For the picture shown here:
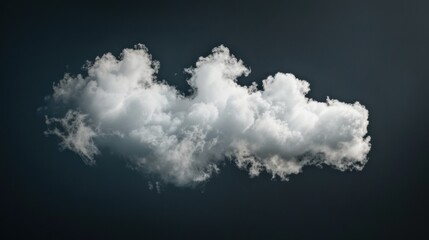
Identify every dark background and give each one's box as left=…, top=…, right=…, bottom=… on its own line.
left=1, top=0, right=428, bottom=239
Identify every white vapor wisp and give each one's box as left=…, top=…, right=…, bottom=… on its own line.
left=44, top=44, right=371, bottom=186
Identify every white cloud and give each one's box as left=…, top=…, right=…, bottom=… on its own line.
left=44, top=44, right=371, bottom=186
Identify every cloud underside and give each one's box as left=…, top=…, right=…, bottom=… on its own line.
left=45, top=45, right=371, bottom=186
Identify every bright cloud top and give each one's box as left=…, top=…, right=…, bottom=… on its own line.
left=44, top=45, right=371, bottom=186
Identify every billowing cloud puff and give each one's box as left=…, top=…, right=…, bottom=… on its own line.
left=44, top=44, right=371, bottom=186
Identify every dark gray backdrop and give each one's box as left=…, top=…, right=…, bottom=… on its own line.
left=1, top=0, right=428, bottom=239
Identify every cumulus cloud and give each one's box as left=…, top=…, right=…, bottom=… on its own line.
left=44, top=44, right=371, bottom=186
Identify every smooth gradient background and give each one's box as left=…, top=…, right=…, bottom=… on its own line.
left=2, top=0, right=428, bottom=239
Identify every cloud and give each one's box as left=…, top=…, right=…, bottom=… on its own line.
left=44, top=44, right=371, bottom=186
